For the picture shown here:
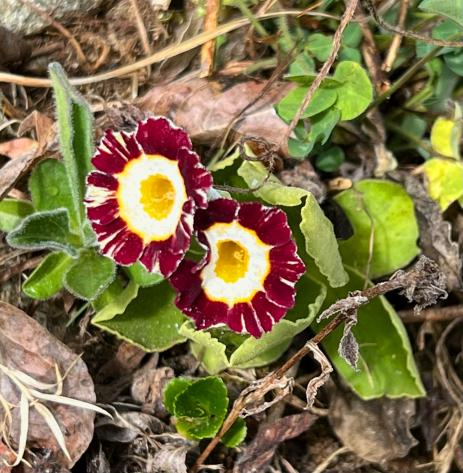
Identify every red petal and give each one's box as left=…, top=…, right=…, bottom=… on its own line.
left=86, top=171, right=118, bottom=190
left=264, top=274, right=297, bottom=309
left=194, top=198, right=238, bottom=232
left=102, top=229, right=144, bottom=266
left=135, top=117, right=191, bottom=159
left=86, top=199, right=119, bottom=225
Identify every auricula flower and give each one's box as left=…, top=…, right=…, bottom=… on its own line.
left=85, top=117, right=212, bottom=277
left=170, top=198, right=306, bottom=338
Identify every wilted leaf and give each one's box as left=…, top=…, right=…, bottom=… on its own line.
left=335, top=179, right=420, bottom=279
left=233, top=412, right=318, bottom=472
left=137, top=77, right=293, bottom=156
left=329, top=390, right=417, bottom=462
left=422, top=158, right=463, bottom=210
left=0, top=302, right=96, bottom=467
left=430, top=116, right=462, bottom=158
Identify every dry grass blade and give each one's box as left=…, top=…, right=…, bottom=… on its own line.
left=33, top=403, right=72, bottom=462
left=7, top=394, right=29, bottom=467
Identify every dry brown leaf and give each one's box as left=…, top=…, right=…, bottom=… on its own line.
left=233, top=412, right=318, bottom=472
left=329, top=390, right=417, bottom=463
left=0, top=27, right=31, bottom=67
left=137, top=77, right=293, bottom=156
left=0, top=137, right=38, bottom=160
left=0, top=301, right=96, bottom=468
left=0, top=441, right=14, bottom=473
left=18, top=110, right=55, bottom=156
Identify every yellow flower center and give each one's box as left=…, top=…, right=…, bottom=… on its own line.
left=215, top=240, right=250, bottom=283
left=140, top=174, right=175, bottom=220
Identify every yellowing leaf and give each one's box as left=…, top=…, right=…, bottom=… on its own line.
left=422, top=158, right=463, bottom=210
left=430, top=116, right=462, bottom=159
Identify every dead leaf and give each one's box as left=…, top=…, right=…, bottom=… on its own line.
left=18, top=110, right=56, bottom=156
left=0, top=301, right=96, bottom=468
left=152, top=444, right=190, bottom=473
left=233, top=412, right=318, bottom=472
left=131, top=361, right=174, bottom=417
left=398, top=172, right=462, bottom=291
left=329, top=389, right=417, bottom=463
left=96, top=411, right=168, bottom=443
left=137, top=77, right=293, bottom=156
left=279, top=160, right=327, bottom=202
left=0, top=137, right=38, bottom=160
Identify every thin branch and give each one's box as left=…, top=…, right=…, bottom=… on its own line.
left=382, top=0, right=410, bottom=72
left=192, top=256, right=444, bottom=472
left=281, top=0, right=359, bottom=147
left=362, top=0, right=463, bottom=48
left=200, top=0, right=220, bottom=77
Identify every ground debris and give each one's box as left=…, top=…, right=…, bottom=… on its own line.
left=329, top=390, right=417, bottom=463
left=234, top=412, right=318, bottom=472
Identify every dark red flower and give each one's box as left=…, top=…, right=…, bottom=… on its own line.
left=170, top=198, right=305, bottom=338
left=85, top=117, right=212, bottom=277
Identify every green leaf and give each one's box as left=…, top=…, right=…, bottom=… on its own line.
left=312, top=267, right=425, bottom=399
left=125, top=262, right=164, bottom=287
left=179, top=322, right=230, bottom=373
left=93, top=281, right=187, bottom=352
left=0, top=199, right=33, bottom=232
left=342, top=23, right=362, bottom=48
left=23, top=252, right=72, bottom=300
left=306, top=33, right=333, bottom=62
left=92, top=279, right=138, bottom=320
left=286, top=52, right=315, bottom=79
left=6, top=209, right=79, bottom=257
left=339, top=46, right=362, bottom=63
left=422, top=158, right=463, bottom=211
left=332, top=61, right=373, bottom=120
left=315, top=146, right=345, bottom=172
left=276, top=86, right=337, bottom=122
left=308, top=107, right=341, bottom=146
left=237, top=161, right=307, bottom=206
left=180, top=275, right=327, bottom=373
left=444, top=50, right=463, bottom=76
left=49, top=63, right=94, bottom=238
left=63, top=249, right=116, bottom=300
left=29, top=158, right=78, bottom=229
left=430, top=116, right=462, bottom=158
left=300, top=194, right=349, bottom=287
left=419, top=0, right=463, bottom=28
left=173, top=377, right=229, bottom=440
left=334, top=180, right=420, bottom=279
left=238, top=161, right=348, bottom=287
left=222, top=418, right=247, bottom=448
left=163, top=377, right=193, bottom=415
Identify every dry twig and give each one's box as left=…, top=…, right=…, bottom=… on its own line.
left=382, top=0, right=410, bottom=72
left=191, top=256, right=446, bottom=472
left=200, top=0, right=220, bottom=77
left=362, top=0, right=463, bottom=48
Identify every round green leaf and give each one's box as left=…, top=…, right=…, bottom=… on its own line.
left=64, top=249, right=116, bottom=300
left=174, top=377, right=228, bottom=440
left=332, top=61, right=373, bottom=120
left=315, top=146, right=345, bottom=172
left=335, top=180, right=420, bottom=279
left=163, top=377, right=193, bottom=415
left=430, top=116, right=462, bottom=158
left=306, top=33, right=333, bottom=62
